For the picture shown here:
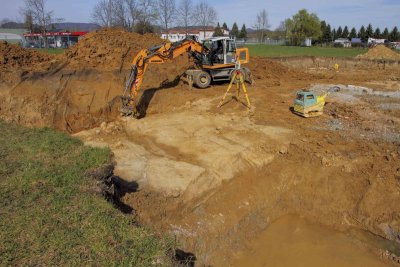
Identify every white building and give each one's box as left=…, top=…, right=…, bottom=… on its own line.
left=161, top=26, right=229, bottom=42
left=367, top=37, right=386, bottom=45
left=334, top=38, right=351, bottom=48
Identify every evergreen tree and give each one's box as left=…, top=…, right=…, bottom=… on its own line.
left=366, top=23, right=373, bottom=38
left=349, top=27, right=357, bottom=39
left=389, top=26, right=399, bottom=41
left=373, top=27, right=381, bottom=38
left=332, top=28, right=337, bottom=40
left=325, top=24, right=332, bottom=42
left=358, top=25, right=366, bottom=42
left=222, top=22, right=228, bottom=31
left=239, top=24, right=247, bottom=39
left=336, top=26, right=343, bottom=39
left=382, top=27, right=390, bottom=40
left=231, top=22, right=239, bottom=38
left=213, top=22, right=224, bottom=37
left=342, top=26, right=349, bottom=38
left=319, top=20, right=327, bottom=43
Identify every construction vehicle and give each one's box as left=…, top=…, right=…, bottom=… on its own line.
left=121, top=36, right=251, bottom=116
left=293, top=86, right=339, bottom=117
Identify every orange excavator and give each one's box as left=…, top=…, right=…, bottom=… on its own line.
left=121, top=36, right=251, bottom=116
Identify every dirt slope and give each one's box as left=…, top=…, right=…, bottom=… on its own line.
left=358, top=45, right=400, bottom=61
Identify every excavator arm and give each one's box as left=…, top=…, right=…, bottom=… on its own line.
left=122, top=36, right=205, bottom=115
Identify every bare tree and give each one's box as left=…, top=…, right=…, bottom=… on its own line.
left=112, top=0, right=128, bottom=27
left=255, top=9, right=269, bottom=43
left=21, top=0, right=54, bottom=47
left=177, top=0, right=193, bottom=35
left=125, top=0, right=139, bottom=30
left=194, top=1, right=217, bottom=38
left=91, top=0, right=113, bottom=27
left=158, top=0, right=175, bottom=34
left=135, top=0, right=158, bottom=33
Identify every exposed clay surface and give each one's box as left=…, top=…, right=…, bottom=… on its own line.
left=1, top=29, right=400, bottom=266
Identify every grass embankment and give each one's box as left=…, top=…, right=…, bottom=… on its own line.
left=247, top=44, right=368, bottom=58
left=0, top=121, right=172, bottom=265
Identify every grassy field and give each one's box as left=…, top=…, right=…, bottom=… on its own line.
left=0, top=121, right=173, bottom=266
left=247, top=44, right=368, bottom=58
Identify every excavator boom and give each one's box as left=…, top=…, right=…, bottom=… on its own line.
left=121, top=36, right=250, bottom=116
left=121, top=36, right=204, bottom=115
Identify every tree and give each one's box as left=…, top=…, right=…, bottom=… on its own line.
left=284, top=9, right=321, bottom=46
left=213, top=22, right=224, bottom=36
left=239, top=24, right=247, bottom=39
left=382, top=27, right=389, bottom=40
left=177, top=0, right=193, bottom=35
left=389, top=26, right=399, bottom=41
left=373, top=27, right=381, bottom=38
left=135, top=0, right=158, bottom=33
left=91, top=0, right=113, bottom=26
left=125, top=0, right=139, bottom=30
left=24, top=10, right=34, bottom=32
left=366, top=23, right=373, bottom=38
left=222, top=22, right=228, bottom=31
left=21, top=0, right=55, bottom=47
left=158, top=0, right=175, bottom=34
left=231, top=22, right=239, bottom=38
left=112, top=0, right=128, bottom=27
left=319, top=21, right=332, bottom=43
left=255, top=9, right=269, bottom=43
left=358, top=25, right=366, bottom=42
left=336, top=26, right=343, bottom=39
left=331, top=28, right=337, bottom=40
left=349, top=27, right=357, bottom=39
left=194, top=1, right=217, bottom=38
left=342, top=26, right=349, bottom=38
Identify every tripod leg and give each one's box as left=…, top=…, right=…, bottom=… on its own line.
left=218, top=73, right=236, bottom=108
left=241, top=76, right=251, bottom=108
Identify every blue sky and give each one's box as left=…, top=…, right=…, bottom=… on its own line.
left=0, top=0, right=399, bottom=30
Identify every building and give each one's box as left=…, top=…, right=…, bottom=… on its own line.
left=23, top=31, right=87, bottom=48
left=0, top=28, right=26, bottom=44
left=161, top=26, right=229, bottom=42
left=367, top=37, right=386, bottom=45
left=334, top=38, right=351, bottom=48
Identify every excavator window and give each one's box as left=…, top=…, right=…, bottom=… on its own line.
left=306, top=95, right=314, bottom=100
left=296, top=94, right=304, bottom=101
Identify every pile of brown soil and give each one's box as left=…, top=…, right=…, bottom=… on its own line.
left=358, top=45, right=400, bottom=61
left=65, top=28, right=164, bottom=70
left=0, top=41, right=56, bottom=71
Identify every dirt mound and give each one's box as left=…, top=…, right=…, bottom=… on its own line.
left=65, top=28, right=164, bottom=70
left=358, top=45, right=400, bottom=61
left=0, top=41, right=56, bottom=71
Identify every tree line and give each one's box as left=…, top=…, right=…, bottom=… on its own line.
left=213, top=22, right=247, bottom=39
left=319, top=22, right=399, bottom=43
left=91, top=0, right=217, bottom=35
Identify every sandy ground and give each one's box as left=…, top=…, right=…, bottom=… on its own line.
left=1, top=31, right=400, bottom=266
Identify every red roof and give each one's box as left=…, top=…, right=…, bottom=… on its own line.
left=23, top=31, right=87, bottom=37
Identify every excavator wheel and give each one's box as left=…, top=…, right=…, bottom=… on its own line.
left=194, top=71, right=211, bottom=88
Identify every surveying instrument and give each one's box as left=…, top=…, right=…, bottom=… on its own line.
left=217, top=61, right=251, bottom=109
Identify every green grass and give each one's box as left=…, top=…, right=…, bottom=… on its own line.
left=0, top=120, right=173, bottom=266
left=247, top=44, right=368, bottom=58
left=34, top=48, right=66, bottom=55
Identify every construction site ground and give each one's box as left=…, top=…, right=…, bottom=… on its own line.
left=1, top=30, right=400, bottom=266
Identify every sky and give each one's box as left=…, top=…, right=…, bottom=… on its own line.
left=0, top=0, right=399, bottom=30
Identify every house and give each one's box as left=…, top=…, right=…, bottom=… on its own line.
left=23, top=31, right=88, bottom=48
left=351, top=38, right=362, bottom=44
left=161, top=26, right=229, bottom=42
left=334, top=38, right=351, bottom=48
left=367, top=37, right=386, bottom=45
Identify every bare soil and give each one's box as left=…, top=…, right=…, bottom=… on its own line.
left=1, top=28, right=399, bottom=266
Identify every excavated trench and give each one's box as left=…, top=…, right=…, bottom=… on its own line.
left=1, top=33, right=400, bottom=266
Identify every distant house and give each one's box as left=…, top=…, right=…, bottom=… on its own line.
left=334, top=38, right=351, bottom=48
left=161, top=26, right=229, bottom=42
left=367, top=37, right=386, bottom=45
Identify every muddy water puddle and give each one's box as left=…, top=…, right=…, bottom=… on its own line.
left=232, top=215, right=389, bottom=267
